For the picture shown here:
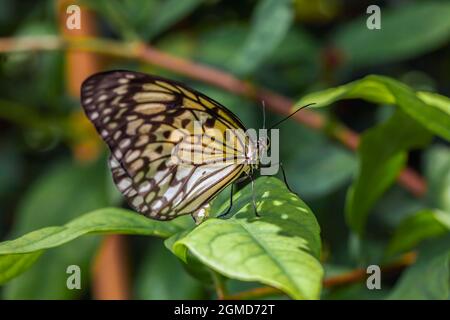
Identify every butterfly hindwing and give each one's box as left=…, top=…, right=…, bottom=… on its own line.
left=81, top=70, right=250, bottom=220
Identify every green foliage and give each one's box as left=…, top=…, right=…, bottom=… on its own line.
left=169, top=178, right=323, bottom=300
left=230, top=0, right=294, bottom=75
left=281, top=122, right=356, bottom=199
left=386, top=209, right=450, bottom=257
left=0, top=178, right=322, bottom=300
left=0, top=252, right=42, bottom=285
left=333, top=1, right=450, bottom=68
left=347, top=110, right=431, bottom=234
left=425, top=146, right=450, bottom=212
left=298, top=75, right=450, bottom=141
left=134, top=242, right=205, bottom=299
left=389, top=235, right=450, bottom=300
left=1, top=159, right=110, bottom=299
left=1, top=0, right=449, bottom=301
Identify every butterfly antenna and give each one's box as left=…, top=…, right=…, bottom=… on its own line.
left=262, top=100, right=266, bottom=130
left=269, top=103, right=315, bottom=130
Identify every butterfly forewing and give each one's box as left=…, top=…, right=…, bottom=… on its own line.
left=81, top=70, right=250, bottom=220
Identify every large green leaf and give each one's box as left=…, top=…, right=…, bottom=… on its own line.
left=230, top=0, right=294, bottom=75
left=168, top=177, right=323, bottom=300
left=346, top=110, right=431, bottom=234
left=386, top=209, right=450, bottom=256
left=0, top=208, right=188, bottom=255
left=388, top=235, right=450, bottom=300
left=333, top=1, right=450, bottom=68
left=298, top=75, right=450, bottom=141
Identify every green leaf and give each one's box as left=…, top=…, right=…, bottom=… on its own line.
left=281, top=122, right=356, bottom=199
left=230, top=0, right=294, bottom=75
left=386, top=209, right=450, bottom=256
left=169, top=177, right=323, bottom=300
left=388, top=235, right=450, bottom=300
left=0, top=252, right=42, bottom=285
left=144, top=0, right=204, bottom=40
left=333, top=2, right=450, bottom=68
left=0, top=208, right=187, bottom=256
left=298, top=75, right=450, bottom=141
left=425, top=145, right=450, bottom=212
left=346, top=110, right=431, bottom=234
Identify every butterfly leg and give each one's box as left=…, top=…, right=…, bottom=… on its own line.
left=217, top=184, right=234, bottom=219
left=280, top=162, right=298, bottom=196
left=249, top=174, right=260, bottom=217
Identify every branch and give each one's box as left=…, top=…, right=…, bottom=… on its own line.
left=0, top=36, right=427, bottom=197
left=223, top=252, right=417, bottom=300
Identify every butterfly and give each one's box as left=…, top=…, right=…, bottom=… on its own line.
left=80, top=70, right=269, bottom=222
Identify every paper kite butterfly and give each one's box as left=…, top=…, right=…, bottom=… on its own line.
left=80, top=70, right=269, bottom=222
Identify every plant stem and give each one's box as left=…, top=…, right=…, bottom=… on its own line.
left=0, top=35, right=427, bottom=197
left=211, top=271, right=228, bottom=300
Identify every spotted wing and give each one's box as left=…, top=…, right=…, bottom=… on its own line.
left=80, top=70, right=250, bottom=220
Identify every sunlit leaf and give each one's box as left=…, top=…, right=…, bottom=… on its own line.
left=169, top=177, right=323, bottom=300
left=298, top=75, right=450, bottom=141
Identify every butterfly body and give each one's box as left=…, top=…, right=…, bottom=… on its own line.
left=81, top=70, right=266, bottom=221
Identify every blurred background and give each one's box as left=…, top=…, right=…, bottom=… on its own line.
left=0, top=0, right=449, bottom=299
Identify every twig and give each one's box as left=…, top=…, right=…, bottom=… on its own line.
left=0, top=35, right=427, bottom=197
left=223, top=252, right=417, bottom=300
left=211, top=271, right=228, bottom=300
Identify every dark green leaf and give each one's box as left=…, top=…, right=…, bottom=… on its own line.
left=230, top=0, right=294, bottom=75
left=281, top=122, right=356, bottom=199
left=388, top=235, right=450, bottom=300
left=386, top=209, right=450, bottom=256
left=333, top=2, right=450, bottom=68
left=0, top=252, right=42, bottom=285
left=425, top=145, right=450, bottom=212
left=144, top=0, right=204, bottom=40
left=134, top=242, right=205, bottom=299
left=346, top=110, right=431, bottom=234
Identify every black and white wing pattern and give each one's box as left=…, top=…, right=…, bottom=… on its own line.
left=80, top=70, right=251, bottom=220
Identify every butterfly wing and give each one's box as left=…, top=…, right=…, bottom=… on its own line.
left=80, top=70, right=250, bottom=220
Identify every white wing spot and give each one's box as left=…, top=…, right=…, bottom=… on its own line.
left=118, top=178, right=132, bottom=190
left=132, top=196, right=144, bottom=207
left=90, top=112, right=99, bottom=120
